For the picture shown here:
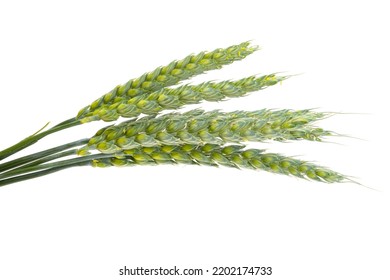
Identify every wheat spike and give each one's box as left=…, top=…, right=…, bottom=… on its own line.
left=77, top=41, right=258, bottom=122
left=79, top=74, right=286, bottom=122
left=91, top=144, right=347, bottom=183
left=78, top=109, right=333, bottom=155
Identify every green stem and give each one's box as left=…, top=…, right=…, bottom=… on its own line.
left=0, top=138, right=89, bottom=173
left=51, top=118, right=77, bottom=128
left=0, top=149, right=78, bottom=178
left=0, top=163, right=88, bottom=188
left=18, top=149, right=78, bottom=169
left=0, top=118, right=82, bottom=161
left=0, top=153, right=114, bottom=187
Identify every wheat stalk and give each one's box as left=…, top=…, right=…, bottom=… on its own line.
left=0, top=41, right=356, bottom=187
left=0, top=143, right=347, bottom=187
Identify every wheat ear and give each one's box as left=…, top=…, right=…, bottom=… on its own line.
left=91, top=144, right=348, bottom=183
left=78, top=74, right=286, bottom=122
left=78, top=109, right=333, bottom=155
left=77, top=41, right=259, bottom=122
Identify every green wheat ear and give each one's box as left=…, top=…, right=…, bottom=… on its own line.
left=78, top=74, right=287, bottom=122
left=77, top=109, right=334, bottom=155
left=76, top=41, right=259, bottom=122
left=91, top=144, right=349, bottom=184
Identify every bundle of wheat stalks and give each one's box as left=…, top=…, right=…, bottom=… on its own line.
left=0, top=42, right=352, bottom=187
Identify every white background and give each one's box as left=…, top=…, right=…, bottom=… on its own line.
left=0, top=0, right=389, bottom=279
